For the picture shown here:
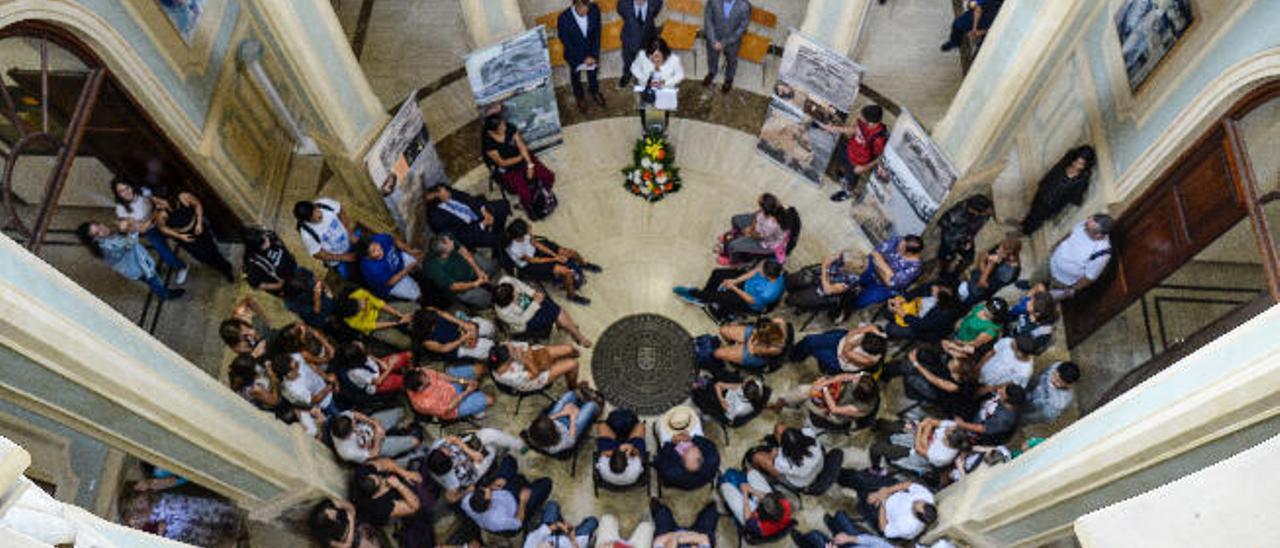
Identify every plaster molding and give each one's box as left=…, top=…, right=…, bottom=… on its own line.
left=1111, top=49, right=1280, bottom=207
left=0, top=411, right=78, bottom=506
left=0, top=236, right=344, bottom=507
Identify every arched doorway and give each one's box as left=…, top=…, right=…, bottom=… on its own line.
left=0, top=21, right=242, bottom=255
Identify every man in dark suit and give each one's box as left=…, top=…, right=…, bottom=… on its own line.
left=702, top=0, right=751, bottom=93
left=557, top=0, right=605, bottom=112
left=423, top=185, right=509, bottom=253
left=617, top=0, right=663, bottom=88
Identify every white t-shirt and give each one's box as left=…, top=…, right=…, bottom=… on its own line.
left=882, top=483, right=935, bottom=540
left=723, top=386, right=754, bottom=421
left=281, top=354, right=331, bottom=409
left=774, top=428, right=823, bottom=487
left=346, top=358, right=381, bottom=395
left=506, top=236, right=538, bottom=269
left=595, top=453, right=643, bottom=486
left=924, top=421, right=959, bottom=468
left=1024, top=362, right=1074, bottom=423
left=979, top=338, right=1032, bottom=388
left=114, top=187, right=153, bottom=223
left=299, top=198, right=352, bottom=263
left=333, top=412, right=376, bottom=463
left=572, top=10, right=589, bottom=39
left=495, top=344, right=552, bottom=392
left=1050, top=221, right=1111, bottom=286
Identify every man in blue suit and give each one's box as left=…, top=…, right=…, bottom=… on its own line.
left=558, top=0, right=606, bottom=112
left=617, top=0, right=663, bottom=88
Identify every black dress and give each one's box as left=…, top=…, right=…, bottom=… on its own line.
left=166, top=194, right=234, bottom=280
left=1021, top=170, right=1089, bottom=235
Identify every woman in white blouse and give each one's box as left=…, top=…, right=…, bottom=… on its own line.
left=629, top=37, right=684, bottom=90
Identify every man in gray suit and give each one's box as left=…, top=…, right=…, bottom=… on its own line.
left=618, top=0, right=663, bottom=88
left=702, top=0, right=751, bottom=93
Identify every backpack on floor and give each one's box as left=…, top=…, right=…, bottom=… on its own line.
left=693, top=334, right=722, bottom=367
left=527, top=182, right=558, bottom=221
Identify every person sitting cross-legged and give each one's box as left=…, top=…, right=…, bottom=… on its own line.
left=357, top=231, right=425, bottom=302
left=595, top=409, right=647, bottom=488
left=524, top=500, right=599, bottom=548
left=461, top=455, right=553, bottom=535
left=505, top=219, right=601, bottom=306
left=792, top=510, right=898, bottom=548
left=747, top=423, right=825, bottom=490
left=334, top=286, right=413, bottom=344
left=674, top=259, right=785, bottom=322
left=654, top=406, right=720, bottom=489
left=792, top=323, right=887, bottom=375
left=424, top=184, right=509, bottom=254
left=328, top=408, right=425, bottom=466
left=489, top=341, right=581, bottom=393
left=718, top=468, right=793, bottom=539
left=594, top=512, right=655, bottom=548
left=426, top=428, right=525, bottom=503
left=410, top=307, right=497, bottom=363
left=785, top=251, right=863, bottom=320
left=771, top=372, right=878, bottom=428
left=422, top=233, right=501, bottom=309
left=649, top=498, right=719, bottom=548
left=849, top=235, right=924, bottom=313
left=405, top=365, right=493, bottom=421
left=868, top=418, right=971, bottom=476
left=526, top=384, right=604, bottom=455
left=714, top=316, right=787, bottom=370
left=493, top=276, right=593, bottom=346
left=837, top=469, right=938, bottom=542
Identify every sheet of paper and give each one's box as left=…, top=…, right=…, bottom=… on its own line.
left=654, top=88, right=677, bottom=111
left=576, top=63, right=598, bottom=71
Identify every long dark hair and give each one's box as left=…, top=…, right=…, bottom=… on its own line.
left=75, top=222, right=105, bottom=258
left=779, top=427, right=816, bottom=465
left=759, top=193, right=784, bottom=222
left=110, top=178, right=143, bottom=213
left=1054, top=145, right=1096, bottom=180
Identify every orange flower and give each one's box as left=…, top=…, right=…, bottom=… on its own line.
left=664, top=183, right=674, bottom=190
left=643, top=171, right=653, bottom=181
left=656, top=149, right=667, bottom=160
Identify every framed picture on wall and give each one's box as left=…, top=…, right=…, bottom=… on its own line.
left=1115, top=0, right=1194, bottom=91
left=157, top=0, right=206, bottom=45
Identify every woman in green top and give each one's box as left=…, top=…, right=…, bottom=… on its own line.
left=952, top=297, right=1007, bottom=349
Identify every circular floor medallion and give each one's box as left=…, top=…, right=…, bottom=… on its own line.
left=591, top=313, right=695, bottom=415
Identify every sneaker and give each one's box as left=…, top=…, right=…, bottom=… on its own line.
left=568, top=294, right=592, bottom=306
left=829, top=190, right=851, bottom=202
left=1014, top=280, right=1032, bottom=291
left=581, top=262, right=603, bottom=273
left=673, top=286, right=703, bottom=306
left=720, top=81, right=732, bottom=94
left=941, top=41, right=957, bottom=52
left=175, top=268, right=189, bottom=285
left=164, top=288, right=186, bottom=300
left=716, top=255, right=732, bottom=266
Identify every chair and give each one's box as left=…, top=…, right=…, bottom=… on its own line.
left=749, top=6, right=778, bottom=32
left=693, top=384, right=772, bottom=446
left=601, top=20, right=624, bottom=53
left=489, top=369, right=556, bottom=415
left=417, top=413, right=482, bottom=437
left=771, top=448, right=845, bottom=510
left=736, top=32, right=772, bottom=88
left=660, top=20, right=701, bottom=74
left=666, top=0, right=705, bottom=18
left=808, top=391, right=879, bottom=442
left=521, top=413, right=592, bottom=477
left=596, top=0, right=618, bottom=17
left=483, top=159, right=515, bottom=211
left=714, top=471, right=797, bottom=548
left=547, top=37, right=567, bottom=68
left=591, top=421, right=654, bottom=497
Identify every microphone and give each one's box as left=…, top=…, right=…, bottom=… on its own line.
left=641, top=68, right=657, bottom=105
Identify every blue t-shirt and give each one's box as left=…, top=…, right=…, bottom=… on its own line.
left=359, top=233, right=405, bottom=298
left=743, top=272, right=784, bottom=312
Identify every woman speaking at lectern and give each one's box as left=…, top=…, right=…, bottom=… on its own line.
left=629, top=38, right=684, bottom=91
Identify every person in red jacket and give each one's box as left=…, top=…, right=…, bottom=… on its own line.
left=819, top=104, right=889, bottom=202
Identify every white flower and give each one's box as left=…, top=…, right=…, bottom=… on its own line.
left=641, top=158, right=653, bottom=170
left=657, top=173, right=668, bottom=184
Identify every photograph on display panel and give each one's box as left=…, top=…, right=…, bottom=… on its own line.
left=757, top=87, right=846, bottom=185
left=365, top=96, right=448, bottom=246
left=1115, top=0, right=1194, bottom=90
left=494, top=78, right=564, bottom=152
left=465, top=27, right=555, bottom=105
left=757, top=30, right=864, bottom=185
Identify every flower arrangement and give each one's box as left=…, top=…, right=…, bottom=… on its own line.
left=621, top=129, right=682, bottom=202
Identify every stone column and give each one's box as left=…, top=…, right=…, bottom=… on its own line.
left=930, top=0, right=1091, bottom=175
left=242, top=0, right=392, bottom=227
left=459, top=0, right=525, bottom=49
left=0, top=236, right=346, bottom=520
left=798, top=0, right=873, bottom=56
left=925, top=303, right=1280, bottom=546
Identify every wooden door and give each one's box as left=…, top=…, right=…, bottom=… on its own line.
left=1065, top=126, right=1249, bottom=345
